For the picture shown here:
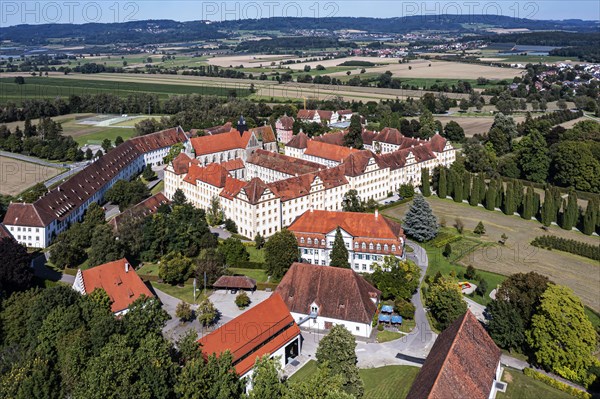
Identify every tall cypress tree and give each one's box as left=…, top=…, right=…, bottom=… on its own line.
left=469, top=174, right=480, bottom=206
left=521, top=185, right=535, bottom=220
left=485, top=180, right=497, bottom=211
left=503, top=182, right=514, bottom=215
left=541, top=188, right=555, bottom=226
left=478, top=175, right=486, bottom=206
left=561, top=191, right=578, bottom=230
left=582, top=198, right=599, bottom=235
left=330, top=227, right=350, bottom=268
left=462, top=171, right=471, bottom=203
left=438, top=168, right=447, bottom=199
left=421, top=168, right=431, bottom=197
left=496, top=180, right=504, bottom=209
left=513, top=180, right=524, bottom=214
left=533, top=192, right=541, bottom=220
left=453, top=171, right=463, bottom=203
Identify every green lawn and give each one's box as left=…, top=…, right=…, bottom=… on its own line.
left=151, top=281, right=206, bottom=304
left=74, top=127, right=136, bottom=146
left=151, top=180, right=165, bottom=195
left=288, top=360, right=318, bottom=383
left=398, top=319, right=416, bottom=333
left=289, top=362, right=420, bottom=399
left=497, top=368, right=574, bottom=399
left=376, top=330, right=402, bottom=343
left=360, top=366, right=421, bottom=399
left=246, top=245, right=265, bottom=263
left=137, top=262, right=159, bottom=277
left=228, top=267, right=268, bottom=283
left=0, top=77, right=251, bottom=104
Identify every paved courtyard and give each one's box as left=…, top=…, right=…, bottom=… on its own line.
left=209, top=290, right=273, bottom=319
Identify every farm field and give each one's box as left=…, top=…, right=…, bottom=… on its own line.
left=382, top=196, right=600, bottom=311
left=0, top=156, right=62, bottom=196
left=206, top=54, right=296, bottom=67
left=0, top=76, right=251, bottom=104
left=415, top=115, right=527, bottom=137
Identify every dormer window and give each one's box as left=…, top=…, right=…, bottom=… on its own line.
left=321, top=239, right=325, bottom=246
left=376, top=244, right=381, bottom=251
left=384, top=244, right=389, bottom=251
left=310, top=303, right=319, bottom=314
left=362, top=243, right=366, bottom=250
left=307, top=238, right=312, bottom=245
left=369, top=243, right=374, bottom=250
left=354, top=242, right=359, bottom=249
left=300, top=237, right=305, bottom=244
left=392, top=245, right=396, bottom=252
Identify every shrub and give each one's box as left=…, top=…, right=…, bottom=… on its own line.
left=476, top=278, right=488, bottom=297
left=235, top=291, right=251, bottom=309
left=175, top=301, right=193, bottom=322
left=224, top=218, right=238, bottom=233
left=464, top=265, right=477, bottom=280
left=531, top=235, right=600, bottom=261
left=394, top=299, right=416, bottom=320
left=377, top=323, right=384, bottom=331
left=443, top=243, right=452, bottom=258
left=474, top=221, right=486, bottom=236
left=398, top=184, right=415, bottom=199
left=523, top=368, right=591, bottom=399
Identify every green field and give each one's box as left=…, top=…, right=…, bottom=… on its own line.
left=151, top=281, right=206, bottom=304
left=289, top=361, right=420, bottom=399
left=0, top=77, right=251, bottom=104
left=376, top=330, right=403, bottom=343
left=73, top=127, right=136, bottom=146
left=497, top=368, right=575, bottom=399
left=228, top=267, right=268, bottom=283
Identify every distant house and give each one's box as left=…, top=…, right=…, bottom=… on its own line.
left=109, top=193, right=170, bottom=232
left=406, top=310, right=504, bottom=399
left=288, top=209, right=406, bottom=272
left=199, top=293, right=301, bottom=384
left=72, top=258, right=154, bottom=316
left=275, top=262, right=381, bottom=338
left=276, top=114, right=295, bottom=144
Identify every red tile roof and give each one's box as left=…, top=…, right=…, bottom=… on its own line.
left=277, top=115, right=294, bottom=130
left=313, top=131, right=346, bottom=146
left=204, top=122, right=233, bottom=135
left=171, top=152, right=199, bottom=175
left=220, top=177, right=247, bottom=200
left=80, top=258, right=154, bottom=313
left=3, top=127, right=187, bottom=228
left=184, top=163, right=230, bottom=187
left=407, top=311, right=501, bottom=399
left=213, top=275, right=257, bottom=290
left=267, top=174, right=315, bottom=201
left=429, top=133, right=448, bottom=152
left=199, top=293, right=300, bottom=376
left=0, top=224, right=14, bottom=240
left=275, top=263, right=380, bottom=324
left=109, top=193, right=170, bottom=231
left=248, top=149, right=325, bottom=176
left=289, top=210, right=404, bottom=241
left=304, top=140, right=358, bottom=162
left=317, top=110, right=333, bottom=121
left=297, top=110, right=316, bottom=120
left=191, top=129, right=252, bottom=156
left=242, top=178, right=268, bottom=204
left=250, top=125, right=276, bottom=143
left=342, top=150, right=374, bottom=177
left=361, top=130, right=377, bottom=145
left=286, top=132, right=309, bottom=149
left=221, top=158, right=245, bottom=171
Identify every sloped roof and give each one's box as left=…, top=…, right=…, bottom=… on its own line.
left=220, top=177, right=247, bottom=200
left=0, top=224, right=14, bottom=240
left=4, top=127, right=187, bottom=228
left=220, top=158, right=245, bottom=171
left=191, top=129, right=251, bottom=156
left=213, top=275, right=256, bottom=290
left=204, top=122, right=233, bottom=135
left=317, top=110, right=333, bottom=121
left=297, top=110, right=315, bottom=120
left=247, top=149, right=325, bottom=176
left=80, top=258, right=154, bottom=313
left=184, top=163, right=230, bottom=187
left=250, top=125, right=276, bottom=143
left=268, top=174, right=315, bottom=202
left=199, top=293, right=300, bottom=376
left=361, top=130, right=377, bottom=145
left=278, top=115, right=294, bottom=130
left=304, top=140, right=358, bottom=162
left=374, top=127, right=405, bottom=145
left=429, top=133, right=447, bottom=152
left=288, top=209, right=404, bottom=240
left=109, top=193, right=170, bottom=232
left=342, top=150, right=374, bottom=177
left=171, top=152, right=199, bottom=175
left=313, top=131, right=346, bottom=146
left=243, top=178, right=268, bottom=204
left=406, top=310, right=501, bottom=399
left=315, top=166, right=349, bottom=189
left=275, top=263, right=381, bottom=324
left=286, top=132, right=309, bottom=149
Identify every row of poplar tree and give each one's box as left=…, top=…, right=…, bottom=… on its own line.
left=420, top=167, right=600, bottom=236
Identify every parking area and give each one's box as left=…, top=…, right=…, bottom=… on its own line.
left=209, top=290, right=273, bottom=319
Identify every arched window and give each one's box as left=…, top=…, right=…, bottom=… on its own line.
left=369, top=243, right=374, bottom=250
left=354, top=242, right=359, bottom=249
left=376, top=243, right=381, bottom=251
left=300, top=237, right=305, bottom=244
left=361, top=243, right=366, bottom=250
left=391, top=245, right=396, bottom=252
left=384, top=244, right=389, bottom=251
left=321, top=239, right=326, bottom=246
left=307, top=238, right=312, bottom=245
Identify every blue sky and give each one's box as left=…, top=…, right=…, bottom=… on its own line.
left=1, top=1, right=599, bottom=26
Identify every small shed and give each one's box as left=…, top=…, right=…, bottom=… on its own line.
left=213, top=276, right=257, bottom=291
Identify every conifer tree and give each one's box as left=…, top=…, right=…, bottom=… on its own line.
left=503, top=182, right=514, bottom=215
left=495, top=180, right=503, bottom=209
left=541, top=189, right=555, bottom=226
left=462, top=171, right=471, bottom=202
left=485, top=180, right=497, bottom=211
left=421, top=168, right=431, bottom=197
left=438, top=168, right=447, bottom=199
left=561, top=191, right=578, bottom=231
left=330, top=227, right=350, bottom=268
left=469, top=174, right=480, bottom=206
left=582, top=198, right=599, bottom=235
left=521, top=185, right=535, bottom=220
left=452, top=171, right=463, bottom=203
left=477, top=174, right=486, bottom=205
left=403, top=195, right=438, bottom=242
left=513, top=180, right=524, bottom=213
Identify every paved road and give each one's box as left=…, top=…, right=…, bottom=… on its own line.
left=464, top=296, right=487, bottom=322
left=356, top=240, right=437, bottom=368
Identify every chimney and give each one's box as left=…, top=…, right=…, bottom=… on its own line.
left=125, top=262, right=129, bottom=273
left=375, top=209, right=379, bottom=219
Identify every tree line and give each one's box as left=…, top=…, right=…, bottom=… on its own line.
left=530, top=235, right=600, bottom=261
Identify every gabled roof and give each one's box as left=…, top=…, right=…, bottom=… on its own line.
left=286, top=132, right=309, bottom=149
left=220, top=158, right=245, bottom=171
left=247, top=149, right=325, bottom=176
left=79, top=258, right=154, bottom=313
left=4, top=127, right=187, bottom=227
left=184, top=163, right=230, bottom=187
left=304, top=140, right=358, bottom=162
left=342, top=150, right=374, bottom=177
left=267, top=174, right=315, bottom=202
left=361, top=129, right=377, bottom=145
left=406, top=311, right=501, bottom=399
left=220, top=177, right=247, bottom=200
left=288, top=209, right=404, bottom=240
left=313, top=131, right=346, bottom=146
left=277, top=115, right=294, bottom=130
left=316, top=110, right=333, bottom=121
left=109, top=193, right=170, bottom=232
left=297, top=110, right=315, bottom=120
left=275, top=263, right=381, bottom=324
left=250, top=125, right=276, bottom=143
left=0, top=224, right=14, bottom=240
left=374, top=127, right=405, bottom=145
left=243, top=177, right=268, bottom=204
left=204, top=122, right=233, bottom=135
left=199, top=293, right=300, bottom=376
left=191, top=129, right=251, bottom=156
left=315, top=166, right=349, bottom=189
left=213, top=275, right=256, bottom=290
left=429, top=133, right=448, bottom=152
left=171, top=152, right=199, bottom=175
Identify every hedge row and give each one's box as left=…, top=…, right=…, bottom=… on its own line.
left=430, top=231, right=462, bottom=248
left=257, top=282, right=278, bottom=291
left=531, top=235, right=600, bottom=261
left=229, top=261, right=266, bottom=270
left=523, top=368, right=591, bottom=399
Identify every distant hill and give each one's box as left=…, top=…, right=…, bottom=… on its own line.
left=1, top=16, right=597, bottom=46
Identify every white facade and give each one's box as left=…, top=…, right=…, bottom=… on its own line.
left=244, top=335, right=302, bottom=390
left=291, top=311, right=373, bottom=338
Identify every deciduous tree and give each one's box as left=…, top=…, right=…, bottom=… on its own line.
left=265, top=229, right=298, bottom=279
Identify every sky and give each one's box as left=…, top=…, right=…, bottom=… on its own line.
left=1, top=1, right=599, bottom=26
